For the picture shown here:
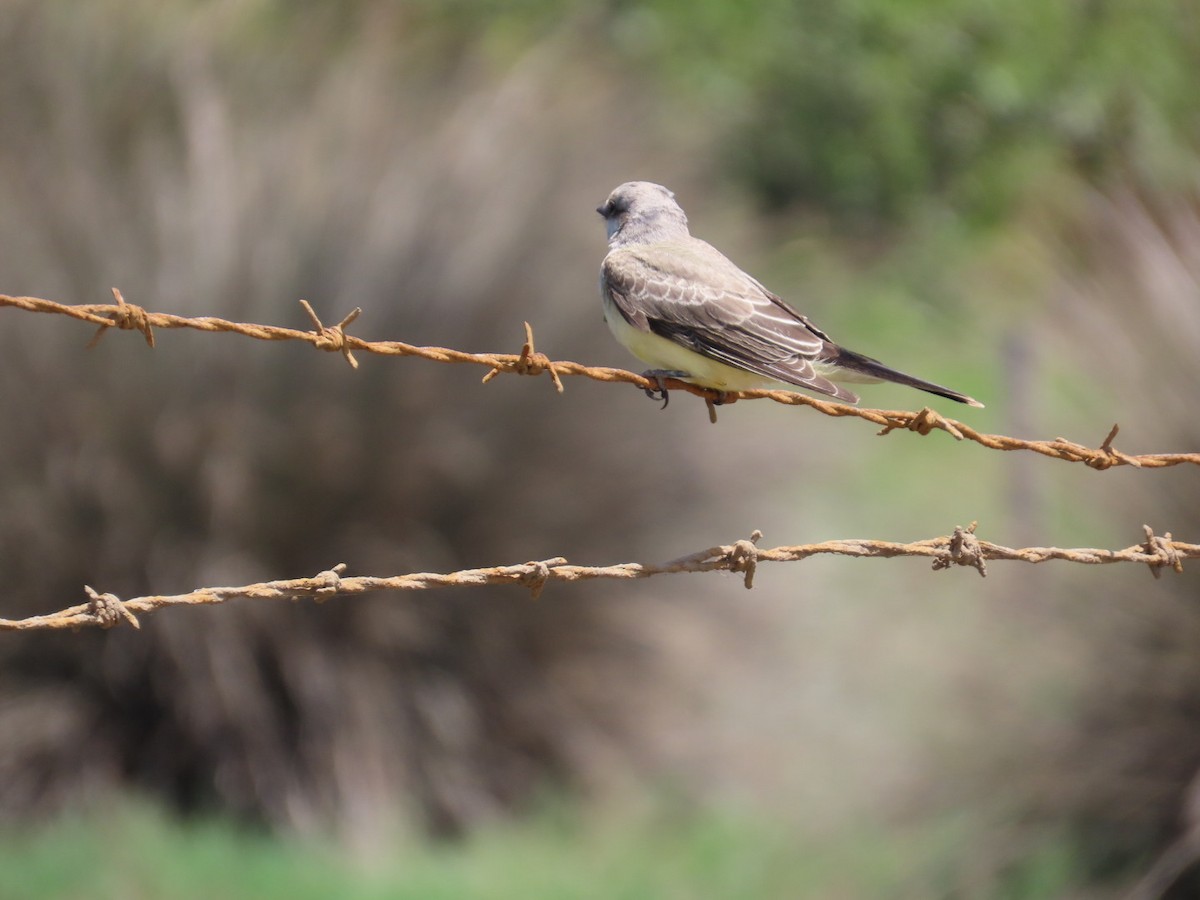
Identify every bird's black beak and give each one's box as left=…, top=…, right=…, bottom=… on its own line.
left=595, top=203, right=609, bottom=217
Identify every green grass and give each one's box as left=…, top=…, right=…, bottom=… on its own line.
left=0, top=798, right=1084, bottom=900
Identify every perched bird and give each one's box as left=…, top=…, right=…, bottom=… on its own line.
left=597, top=181, right=983, bottom=408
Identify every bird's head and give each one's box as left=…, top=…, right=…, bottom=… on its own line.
left=596, top=181, right=689, bottom=244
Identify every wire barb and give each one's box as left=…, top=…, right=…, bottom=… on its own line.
left=725, top=529, right=763, bottom=589
left=84, top=585, right=140, bottom=630
left=310, top=563, right=348, bottom=601
left=518, top=558, right=567, bottom=599
left=1089, top=423, right=1136, bottom=469
left=932, top=522, right=987, bottom=576
left=300, top=300, right=360, bottom=369
left=86, top=288, right=155, bottom=348
left=1142, top=525, right=1184, bottom=579
left=880, top=406, right=964, bottom=441
left=482, top=321, right=564, bottom=392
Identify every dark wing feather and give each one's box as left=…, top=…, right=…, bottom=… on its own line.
left=601, top=239, right=856, bottom=399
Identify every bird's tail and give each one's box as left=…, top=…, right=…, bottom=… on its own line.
left=827, top=346, right=984, bottom=408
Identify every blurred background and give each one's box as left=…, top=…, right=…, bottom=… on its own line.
left=1, top=1, right=1199, bottom=897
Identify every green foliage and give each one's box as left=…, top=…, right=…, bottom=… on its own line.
left=0, top=799, right=1082, bottom=900
left=379, top=0, right=1200, bottom=226
left=67, top=0, right=1200, bottom=229
left=68, top=0, right=1196, bottom=228
left=602, top=0, right=1200, bottom=226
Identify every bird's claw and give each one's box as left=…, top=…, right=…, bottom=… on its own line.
left=641, top=370, right=689, bottom=410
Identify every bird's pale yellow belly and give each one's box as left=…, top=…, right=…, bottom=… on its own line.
left=603, top=302, right=778, bottom=391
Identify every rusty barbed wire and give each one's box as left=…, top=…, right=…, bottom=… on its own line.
left=2, top=291, right=1199, bottom=469
left=0, top=525, right=1193, bottom=633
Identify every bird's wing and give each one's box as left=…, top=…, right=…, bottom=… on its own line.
left=601, top=239, right=852, bottom=397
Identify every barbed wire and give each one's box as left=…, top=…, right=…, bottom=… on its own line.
left=2, top=290, right=1198, bottom=469
left=0, top=525, right=1192, bottom=633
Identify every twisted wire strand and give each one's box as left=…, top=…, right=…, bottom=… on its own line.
left=1, top=525, right=1192, bottom=633
left=2, top=291, right=1193, bottom=469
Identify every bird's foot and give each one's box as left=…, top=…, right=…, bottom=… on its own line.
left=640, top=369, right=690, bottom=409
left=703, top=390, right=733, bottom=424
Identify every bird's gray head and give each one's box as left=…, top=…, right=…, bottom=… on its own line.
left=596, top=181, right=690, bottom=245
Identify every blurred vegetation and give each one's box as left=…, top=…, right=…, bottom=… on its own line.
left=0, top=798, right=1079, bottom=900
left=714, top=0, right=1200, bottom=225
left=414, top=0, right=1200, bottom=226
left=1, top=0, right=1200, bottom=897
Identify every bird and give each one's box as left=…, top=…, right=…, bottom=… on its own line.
left=596, top=181, right=983, bottom=409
